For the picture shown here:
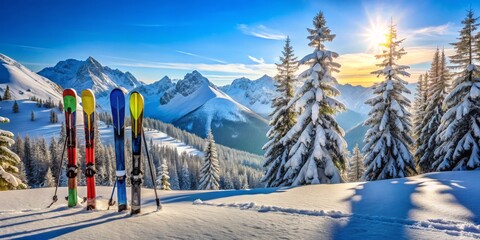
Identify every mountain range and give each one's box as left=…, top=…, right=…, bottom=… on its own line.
left=0, top=53, right=417, bottom=154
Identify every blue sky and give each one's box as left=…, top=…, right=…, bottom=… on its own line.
left=1, top=0, right=479, bottom=86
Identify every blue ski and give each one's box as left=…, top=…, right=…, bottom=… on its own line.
left=110, top=88, right=127, bottom=212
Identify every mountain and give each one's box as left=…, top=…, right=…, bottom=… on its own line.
left=135, top=71, right=269, bottom=155
left=220, top=75, right=276, bottom=118
left=38, top=57, right=142, bottom=107
left=0, top=53, right=62, bottom=102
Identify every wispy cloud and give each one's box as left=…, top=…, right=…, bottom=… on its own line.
left=237, top=24, right=286, bottom=40
left=409, top=23, right=453, bottom=36
left=176, top=50, right=227, bottom=64
left=248, top=55, right=265, bottom=64
left=0, top=42, right=50, bottom=51
left=113, top=60, right=276, bottom=81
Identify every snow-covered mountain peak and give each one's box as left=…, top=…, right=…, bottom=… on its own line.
left=38, top=57, right=142, bottom=96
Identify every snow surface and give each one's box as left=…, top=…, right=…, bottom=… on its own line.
left=0, top=53, right=62, bottom=102
left=0, top=171, right=479, bottom=239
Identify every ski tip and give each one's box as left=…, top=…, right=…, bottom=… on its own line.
left=63, top=88, right=77, bottom=97
left=81, top=89, right=95, bottom=114
left=129, top=91, right=144, bottom=120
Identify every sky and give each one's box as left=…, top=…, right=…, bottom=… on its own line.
left=1, top=0, right=479, bottom=86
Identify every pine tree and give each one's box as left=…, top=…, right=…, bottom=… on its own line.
left=280, top=11, right=347, bottom=186
left=3, top=85, right=11, bottom=100
left=42, top=168, right=55, bottom=187
left=262, top=37, right=299, bottom=187
left=363, top=20, right=415, bottom=181
left=433, top=10, right=480, bottom=171
left=156, top=159, right=171, bottom=190
left=412, top=74, right=427, bottom=142
left=417, top=49, right=450, bottom=172
left=0, top=117, right=26, bottom=190
left=348, top=145, right=364, bottom=182
left=12, top=101, right=19, bottom=113
left=199, top=130, right=220, bottom=190
left=180, top=160, right=191, bottom=190
left=31, top=111, right=35, bottom=121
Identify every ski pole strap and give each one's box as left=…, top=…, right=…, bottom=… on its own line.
left=66, top=164, right=78, bottom=178
left=85, top=163, right=96, bottom=177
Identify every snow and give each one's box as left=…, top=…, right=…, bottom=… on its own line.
left=1, top=171, right=479, bottom=239
left=0, top=53, right=62, bottom=102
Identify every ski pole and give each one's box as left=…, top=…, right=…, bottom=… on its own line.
left=47, top=137, right=68, bottom=208
left=107, top=180, right=117, bottom=210
left=142, top=128, right=161, bottom=210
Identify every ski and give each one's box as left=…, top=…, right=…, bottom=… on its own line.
left=129, top=91, right=144, bottom=215
left=110, top=88, right=128, bottom=212
left=81, top=89, right=96, bottom=210
left=63, top=89, right=78, bottom=208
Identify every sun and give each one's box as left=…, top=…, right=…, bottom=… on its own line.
left=362, top=17, right=388, bottom=53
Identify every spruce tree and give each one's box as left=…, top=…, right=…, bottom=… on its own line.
left=363, top=20, right=415, bottom=180
left=180, top=160, right=191, bottom=190
left=3, top=85, right=11, bottom=100
left=434, top=10, right=480, bottom=171
left=412, top=74, right=427, bottom=142
left=42, top=168, right=55, bottom=187
left=31, top=111, right=35, bottom=121
left=199, top=130, right=220, bottom=190
left=262, top=37, right=298, bottom=187
left=417, top=49, right=450, bottom=172
left=348, top=145, right=364, bottom=182
left=0, top=117, right=26, bottom=190
left=281, top=11, right=347, bottom=185
left=156, top=159, right=171, bottom=190
left=12, top=101, right=19, bottom=113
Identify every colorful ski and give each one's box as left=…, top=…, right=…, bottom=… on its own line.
left=81, top=89, right=96, bottom=210
left=110, top=88, right=128, bottom=212
left=63, top=89, right=78, bottom=208
left=130, top=91, right=144, bottom=215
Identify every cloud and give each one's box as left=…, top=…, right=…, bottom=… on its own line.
left=335, top=46, right=455, bottom=86
left=113, top=61, right=276, bottom=80
left=0, top=42, right=50, bottom=51
left=176, top=50, right=227, bottom=64
left=238, top=24, right=286, bottom=40
left=409, top=23, right=453, bottom=36
left=248, top=55, right=265, bottom=64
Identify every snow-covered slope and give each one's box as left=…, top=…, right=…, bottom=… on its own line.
left=136, top=71, right=269, bottom=154
left=38, top=57, right=142, bottom=108
left=220, top=75, right=276, bottom=117
left=1, top=171, right=479, bottom=239
left=0, top=53, right=62, bottom=102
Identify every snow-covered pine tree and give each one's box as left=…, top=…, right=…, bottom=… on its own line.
left=348, top=145, right=364, bottom=182
left=262, top=36, right=299, bottom=187
left=417, top=48, right=450, bottom=173
left=363, top=20, right=416, bottom=181
left=42, top=167, right=55, bottom=187
left=0, top=117, right=26, bottom=190
left=433, top=10, right=480, bottom=171
left=3, top=85, right=11, bottom=100
left=280, top=11, right=347, bottom=186
left=180, top=160, right=191, bottom=190
left=412, top=74, right=427, bottom=142
left=199, top=130, right=220, bottom=190
left=156, top=158, right=171, bottom=190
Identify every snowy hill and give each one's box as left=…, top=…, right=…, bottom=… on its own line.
left=0, top=53, right=62, bottom=102
left=1, top=171, right=479, bottom=239
left=136, top=71, right=269, bottom=154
